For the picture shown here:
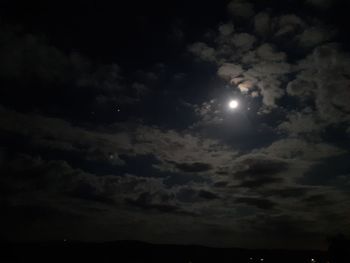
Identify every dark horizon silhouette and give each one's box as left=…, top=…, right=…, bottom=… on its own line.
left=1, top=239, right=332, bottom=263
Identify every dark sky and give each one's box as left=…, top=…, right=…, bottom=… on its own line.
left=1, top=0, right=350, bottom=250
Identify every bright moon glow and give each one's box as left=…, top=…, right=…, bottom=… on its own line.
left=229, top=100, right=239, bottom=109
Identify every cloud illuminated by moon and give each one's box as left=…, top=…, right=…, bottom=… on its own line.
left=229, top=100, right=239, bottom=109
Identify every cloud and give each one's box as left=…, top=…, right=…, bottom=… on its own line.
left=286, top=78, right=316, bottom=97
left=239, top=176, right=283, bottom=188
left=234, top=156, right=288, bottom=178
left=232, top=33, right=256, bottom=50
left=0, top=151, right=185, bottom=212
left=254, top=12, right=271, bottom=37
left=235, top=197, right=276, bottom=210
left=217, top=63, right=244, bottom=80
left=257, top=78, right=285, bottom=107
left=291, top=44, right=350, bottom=123
left=250, top=61, right=291, bottom=75
left=78, top=63, right=123, bottom=91
left=218, top=23, right=235, bottom=36
left=1, top=152, right=219, bottom=240
left=125, top=192, right=179, bottom=213
left=1, top=153, right=109, bottom=205
left=0, top=105, right=133, bottom=160
left=1, top=108, right=349, bottom=245
left=188, top=42, right=217, bottom=63
left=297, top=26, right=337, bottom=47
left=275, top=14, right=305, bottom=37
left=256, top=44, right=287, bottom=62
left=0, top=104, right=238, bottom=180
left=198, top=189, right=220, bottom=200
left=175, top=186, right=220, bottom=204
left=237, top=80, right=255, bottom=93
left=262, top=138, right=345, bottom=161
left=172, top=162, right=213, bottom=173
left=132, top=125, right=237, bottom=168
left=189, top=17, right=295, bottom=109
left=263, top=186, right=310, bottom=199
left=0, top=24, right=149, bottom=112
left=278, top=110, right=324, bottom=136
left=227, top=0, right=255, bottom=19
left=0, top=25, right=79, bottom=83
left=229, top=155, right=287, bottom=188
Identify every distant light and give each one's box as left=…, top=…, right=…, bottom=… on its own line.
left=311, top=259, right=316, bottom=263
left=260, top=259, right=264, bottom=262
left=229, top=100, right=239, bottom=109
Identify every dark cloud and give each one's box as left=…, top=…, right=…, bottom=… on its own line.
left=227, top=0, right=255, bottom=19
left=188, top=42, right=217, bottom=63
left=197, top=189, right=220, bottom=200
left=261, top=138, right=344, bottom=161
left=234, top=157, right=288, bottom=178
left=239, top=176, right=283, bottom=188
left=263, top=186, right=310, bottom=198
left=125, top=192, right=179, bottom=213
left=218, top=23, right=235, bottom=36
left=0, top=24, right=151, bottom=119
left=175, top=187, right=197, bottom=203
left=302, top=194, right=331, bottom=205
left=302, top=154, right=350, bottom=186
left=163, top=173, right=209, bottom=186
left=175, top=187, right=219, bottom=203
left=278, top=110, right=324, bottom=137
left=0, top=25, right=81, bottom=83
left=213, top=181, right=229, bottom=188
left=297, top=25, right=337, bottom=48
left=224, top=154, right=289, bottom=189
left=173, top=161, right=213, bottom=173
left=68, top=181, right=115, bottom=204
left=254, top=12, right=271, bottom=37
left=235, top=197, right=276, bottom=210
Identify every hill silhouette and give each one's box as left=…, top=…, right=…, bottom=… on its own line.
left=2, top=240, right=329, bottom=263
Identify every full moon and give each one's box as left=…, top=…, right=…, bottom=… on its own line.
left=229, top=100, right=239, bottom=109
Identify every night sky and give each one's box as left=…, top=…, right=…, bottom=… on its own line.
left=1, top=0, right=350, bottom=250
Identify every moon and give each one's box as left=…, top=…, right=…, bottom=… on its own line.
left=229, top=100, right=239, bottom=109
